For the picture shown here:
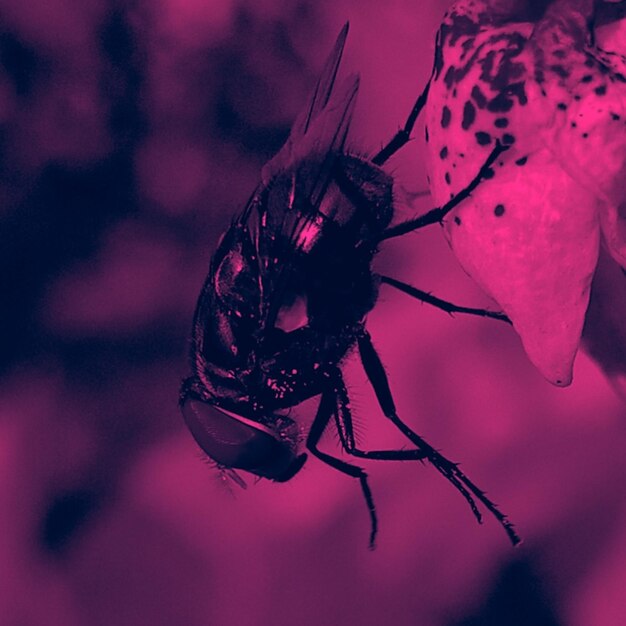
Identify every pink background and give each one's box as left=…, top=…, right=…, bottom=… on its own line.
left=1, top=1, right=625, bottom=625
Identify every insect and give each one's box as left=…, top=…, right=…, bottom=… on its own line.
left=180, top=23, right=520, bottom=548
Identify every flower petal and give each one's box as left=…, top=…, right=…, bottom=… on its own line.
left=424, top=0, right=624, bottom=384
left=441, top=148, right=600, bottom=385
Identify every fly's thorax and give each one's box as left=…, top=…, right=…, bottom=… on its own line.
left=260, top=152, right=394, bottom=255
left=312, top=152, right=395, bottom=243
left=333, top=153, right=395, bottom=236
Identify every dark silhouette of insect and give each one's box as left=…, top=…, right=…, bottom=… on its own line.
left=180, top=23, right=520, bottom=548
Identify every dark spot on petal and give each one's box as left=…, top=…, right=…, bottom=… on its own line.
left=471, top=85, right=487, bottom=108
left=574, top=94, right=581, bottom=101
left=483, top=167, right=495, bottom=179
left=445, top=172, right=451, bottom=185
left=433, top=37, right=444, bottom=79
left=571, top=121, right=577, bottom=128
left=582, top=132, right=589, bottom=138
left=557, top=102, right=567, bottom=110
left=461, top=37, right=475, bottom=55
left=611, top=113, right=621, bottom=120
left=444, top=65, right=456, bottom=89
left=549, top=65, right=569, bottom=78
left=494, top=117, right=509, bottom=128
left=502, top=133, right=515, bottom=145
left=479, top=50, right=496, bottom=83
left=454, top=216, right=461, bottom=225
left=440, top=146, right=448, bottom=159
left=475, top=131, right=491, bottom=145
left=425, top=125, right=429, bottom=142
left=515, top=156, right=528, bottom=166
left=441, top=106, right=451, bottom=128
left=505, top=82, right=528, bottom=106
left=594, top=85, right=607, bottom=96
left=487, top=92, right=514, bottom=112
left=535, top=67, right=545, bottom=84
left=582, top=74, right=593, bottom=83
left=444, top=13, right=481, bottom=48
left=462, top=100, right=476, bottom=130
left=494, top=204, right=505, bottom=217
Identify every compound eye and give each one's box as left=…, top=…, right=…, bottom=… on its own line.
left=181, top=398, right=291, bottom=474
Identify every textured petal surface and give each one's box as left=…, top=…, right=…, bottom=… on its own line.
left=440, top=148, right=599, bottom=385
left=425, top=0, right=626, bottom=384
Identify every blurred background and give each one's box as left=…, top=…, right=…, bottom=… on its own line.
left=1, top=1, right=625, bottom=625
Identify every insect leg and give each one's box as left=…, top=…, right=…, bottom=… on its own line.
left=378, top=141, right=509, bottom=242
left=330, top=369, right=428, bottom=462
left=378, top=274, right=511, bottom=324
left=306, top=385, right=379, bottom=549
left=372, top=81, right=431, bottom=166
left=356, top=329, right=521, bottom=546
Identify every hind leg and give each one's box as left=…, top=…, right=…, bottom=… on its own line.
left=355, top=328, right=521, bottom=545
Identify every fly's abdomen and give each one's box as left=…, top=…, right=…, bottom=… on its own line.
left=192, top=222, right=262, bottom=370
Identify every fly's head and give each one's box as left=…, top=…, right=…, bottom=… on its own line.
left=179, top=378, right=307, bottom=483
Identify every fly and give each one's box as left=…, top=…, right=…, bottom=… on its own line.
left=180, top=24, right=520, bottom=548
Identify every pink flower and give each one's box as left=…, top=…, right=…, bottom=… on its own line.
left=425, top=0, right=626, bottom=388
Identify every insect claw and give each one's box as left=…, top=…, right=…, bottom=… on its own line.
left=368, top=532, right=377, bottom=551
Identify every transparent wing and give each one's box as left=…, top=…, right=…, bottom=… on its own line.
left=261, top=22, right=358, bottom=193
left=294, top=22, right=350, bottom=138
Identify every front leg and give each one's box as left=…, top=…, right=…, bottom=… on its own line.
left=378, top=141, right=508, bottom=242
left=378, top=274, right=511, bottom=324
left=356, top=329, right=521, bottom=546
left=372, top=81, right=431, bottom=166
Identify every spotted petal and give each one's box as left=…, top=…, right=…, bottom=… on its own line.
left=425, top=0, right=626, bottom=385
